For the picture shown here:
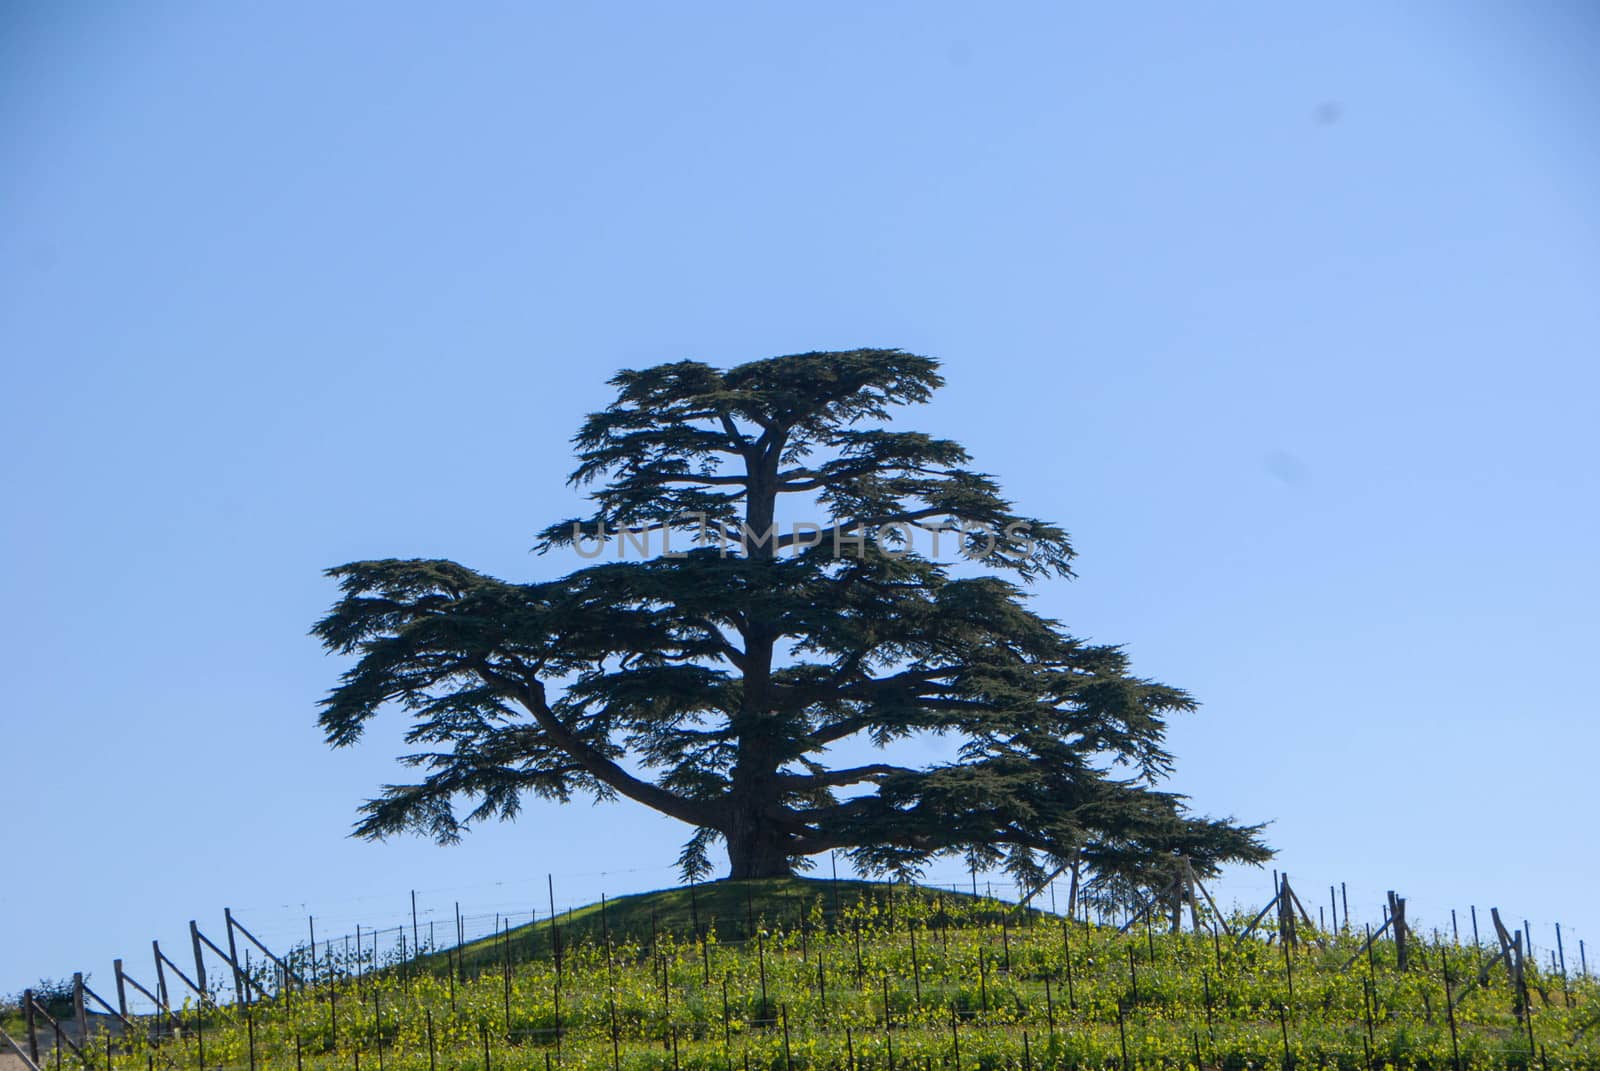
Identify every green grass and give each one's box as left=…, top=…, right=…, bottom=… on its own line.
left=34, top=880, right=1600, bottom=1071
left=445, top=879, right=1027, bottom=974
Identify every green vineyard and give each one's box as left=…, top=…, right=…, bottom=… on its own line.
left=9, top=880, right=1597, bottom=1071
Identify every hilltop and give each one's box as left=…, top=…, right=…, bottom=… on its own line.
left=5, top=877, right=1593, bottom=1071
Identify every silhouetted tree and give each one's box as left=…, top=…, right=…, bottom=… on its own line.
left=315, top=350, right=1269, bottom=884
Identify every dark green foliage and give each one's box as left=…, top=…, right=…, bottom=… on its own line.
left=314, top=349, right=1269, bottom=893
left=5, top=977, right=75, bottom=1020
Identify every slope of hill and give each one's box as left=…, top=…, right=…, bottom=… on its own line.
left=5, top=880, right=1595, bottom=1070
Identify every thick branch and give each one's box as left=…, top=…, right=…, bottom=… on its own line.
left=475, top=663, right=724, bottom=829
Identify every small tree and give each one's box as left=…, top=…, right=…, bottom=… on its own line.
left=315, top=350, right=1268, bottom=887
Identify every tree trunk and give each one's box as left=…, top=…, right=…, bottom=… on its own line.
left=729, top=794, right=796, bottom=877
left=724, top=455, right=793, bottom=883
left=725, top=812, right=794, bottom=879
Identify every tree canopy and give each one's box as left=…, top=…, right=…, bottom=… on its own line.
left=314, top=349, right=1268, bottom=895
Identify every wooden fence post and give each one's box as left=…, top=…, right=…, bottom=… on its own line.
left=1278, top=875, right=1297, bottom=948
left=151, top=942, right=169, bottom=1014
left=22, top=988, right=38, bottom=1065
left=1512, top=931, right=1529, bottom=1022
left=189, top=922, right=209, bottom=1001
left=1555, top=924, right=1570, bottom=1006
left=113, top=960, right=128, bottom=1019
left=192, top=924, right=270, bottom=1004
left=1387, top=892, right=1408, bottom=970
left=72, top=974, right=88, bottom=1050
left=225, top=909, right=248, bottom=1005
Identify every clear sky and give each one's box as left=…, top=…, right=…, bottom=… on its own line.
left=3, top=2, right=1597, bottom=996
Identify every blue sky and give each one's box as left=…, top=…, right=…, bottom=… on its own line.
left=3, top=2, right=1597, bottom=994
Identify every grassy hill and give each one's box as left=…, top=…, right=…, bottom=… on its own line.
left=442, top=878, right=1029, bottom=975
left=8, top=879, right=1595, bottom=1071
